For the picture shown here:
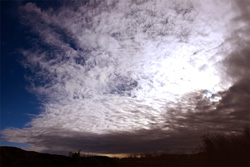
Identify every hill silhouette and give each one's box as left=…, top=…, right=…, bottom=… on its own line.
left=0, top=146, right=115, bottom=167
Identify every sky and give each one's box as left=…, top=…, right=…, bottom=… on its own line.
left=1, top=0, right=250, bottom=156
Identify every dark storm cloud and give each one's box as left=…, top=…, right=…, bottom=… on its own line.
left=223, top=0, right=250, bottom=79
left=216, top=0, right=250, bottom=132
left=172, top=87, right=249, bottom=134
left=14, top=128, right=200, bottom=154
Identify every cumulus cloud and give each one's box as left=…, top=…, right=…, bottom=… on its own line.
left=2, top=0, right=250, bottom=154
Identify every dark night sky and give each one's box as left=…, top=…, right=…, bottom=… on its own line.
left=1, top=0, right=249, bottom=155
left=1, top=1, right=40, bottom=143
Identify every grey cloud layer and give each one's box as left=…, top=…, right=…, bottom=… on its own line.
left=2, top=0, right=250, bottom=154
left=3, top=86, right=249, bottom=154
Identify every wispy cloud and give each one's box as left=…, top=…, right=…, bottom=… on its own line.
left=2, top=0, right=249, bottom=154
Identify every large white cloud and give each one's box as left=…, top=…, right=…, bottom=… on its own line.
left=2, top=0, right=248, bottom=153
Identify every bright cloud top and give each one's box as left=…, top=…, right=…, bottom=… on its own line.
left=2, top=0, right=247, bottom=153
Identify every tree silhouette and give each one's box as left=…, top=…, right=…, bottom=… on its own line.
left=200, top=127, right=250, bottom=165
left=68, top=149, right=81, bottom=158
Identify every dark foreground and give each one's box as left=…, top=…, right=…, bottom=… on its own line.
left=0, top=146, right=249, bottom=167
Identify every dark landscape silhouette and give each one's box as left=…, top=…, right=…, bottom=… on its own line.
left=1, top=127, right=249, bottom=167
